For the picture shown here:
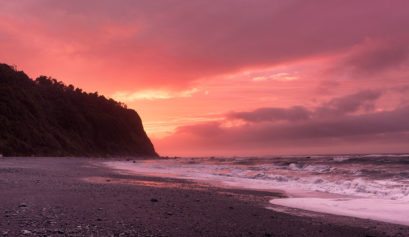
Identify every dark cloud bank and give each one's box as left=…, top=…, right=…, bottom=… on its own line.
left=158, top=90, right=409, bottom=155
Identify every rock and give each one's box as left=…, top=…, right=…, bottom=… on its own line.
left=18, top=203, right=28, bottom=208
left=21, top=230, right=32, bottom=235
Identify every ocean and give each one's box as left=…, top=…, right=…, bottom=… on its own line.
left=105, top=154, right=409, bottom=226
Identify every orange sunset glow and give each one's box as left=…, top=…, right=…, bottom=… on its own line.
left=2, top=1, right=409, bottom=156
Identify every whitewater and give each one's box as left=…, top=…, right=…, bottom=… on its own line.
left=105, top=154, right=409, bottom=226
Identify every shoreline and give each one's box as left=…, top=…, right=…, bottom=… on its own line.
left=1, top=157, right=408, bottom=236
left=104, top=158, right=409, bottom=227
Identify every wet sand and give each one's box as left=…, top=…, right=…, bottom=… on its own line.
left=0, top=157, right=408, bottom=237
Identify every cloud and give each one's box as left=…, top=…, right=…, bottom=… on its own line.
left=227, top=90, right=383, bottom=123
left=112, top=88, right=198, bottom=101
left=156, top=105, right=409, bottom=156
left=1, top=0, right=409, bottom=92
left=252, top=73, right=299, bottom=82
left=228, top=106, right=310, bottom=122
left=328, top=39, right=409, bottom=78
left=155, top=90, right=409, bottom=155
left=315, top=90, right=383, bottom=116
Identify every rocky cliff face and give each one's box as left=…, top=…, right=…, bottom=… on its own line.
left=0, top=63, right=157, bottom=157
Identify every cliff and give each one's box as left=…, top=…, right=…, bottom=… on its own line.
left=0, top=63, right=157, bottom=157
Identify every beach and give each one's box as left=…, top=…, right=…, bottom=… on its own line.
left=0, top=157, right=408, bottom=237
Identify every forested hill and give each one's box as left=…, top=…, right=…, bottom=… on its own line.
left=0, top=63, right=157, bottom=157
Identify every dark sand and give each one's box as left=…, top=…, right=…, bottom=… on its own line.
left=0, top=157, right=408, bottom=237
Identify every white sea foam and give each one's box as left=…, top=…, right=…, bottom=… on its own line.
left=332, top=156, right=351, bottom=162
left=270, top=198, right=409, bottom=226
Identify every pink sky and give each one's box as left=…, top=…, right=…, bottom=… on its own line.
left=1, top=0, right=409, bottom=156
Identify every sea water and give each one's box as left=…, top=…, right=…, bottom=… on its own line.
left=105, top=154, right=409, bottom=225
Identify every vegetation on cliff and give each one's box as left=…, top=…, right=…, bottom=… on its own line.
left=0, top=63, right=157, bottom=157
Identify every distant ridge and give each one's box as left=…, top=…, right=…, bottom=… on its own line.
left=0, top=63, right=157, bottom=157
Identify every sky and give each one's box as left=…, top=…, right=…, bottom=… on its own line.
left=1, top=0, right=409, bottom=156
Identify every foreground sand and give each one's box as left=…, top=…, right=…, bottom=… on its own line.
left=0, top=157, right=408, bottom=237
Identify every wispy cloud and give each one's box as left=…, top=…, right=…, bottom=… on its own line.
left=112, top=88, right=199, bottom=101
left=252, top=72, right=298, bottom=82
